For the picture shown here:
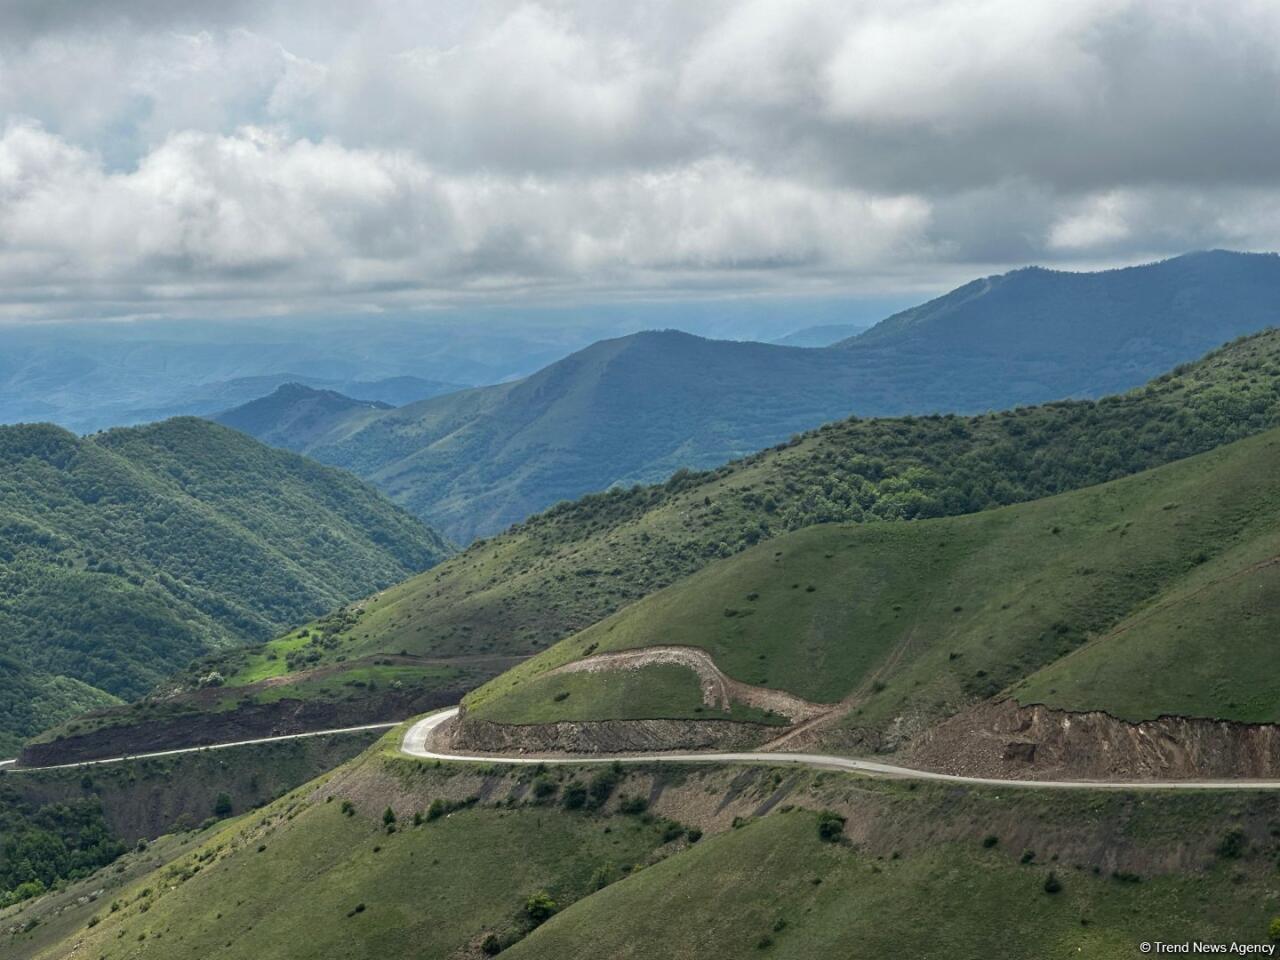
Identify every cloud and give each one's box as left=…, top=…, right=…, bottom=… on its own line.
left=1, top=0, right=1280, bottom=318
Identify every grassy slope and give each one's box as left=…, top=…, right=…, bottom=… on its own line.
left=0, top=418, right=451, bottom=751
left=27, top=748, right=677, bottom=960
left=468, top=427, right=1280, bottom=732
left=25, top=740, right=1280, bottom=960
left=476, top=663, right=788, bottom=726
left=512, top=809, right=1275, bottom=960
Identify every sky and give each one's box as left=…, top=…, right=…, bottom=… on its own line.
left=2, top=0, right=1279, bottom=324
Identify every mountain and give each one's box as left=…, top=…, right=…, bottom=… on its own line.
left=49, top=329, right=1280, bottom=765
left=465, top=424, right=1280, bottom=758
left=0, top=417, right=451, bottom=753
left=119, top=374, right=462, bottom=425
left=772, top=321, right=870, bottom=346
left=834, top=249, right=1280, bottom=403
left=214, top=384, right=391, bottom=452
left=216, top=251, right=1280, bottom=544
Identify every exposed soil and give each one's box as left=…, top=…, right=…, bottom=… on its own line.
left=908, top=698, right=1280, bottom=781
left=448, top=709, right=773, bottom=755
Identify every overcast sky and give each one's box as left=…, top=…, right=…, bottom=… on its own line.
left=2, top=0, right=1278, bottom=323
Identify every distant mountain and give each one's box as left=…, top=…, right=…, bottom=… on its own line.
left=215, top=251, right=1280, bottom=544
left=833, top=249, right=1280, bottom=403
left=215, top=384, right=392, bottom=452
left=0, top=417, right=451, bottom=752
left=772, top=322, right=870, bottom=347
left=113, top=374, right=462, bottom=426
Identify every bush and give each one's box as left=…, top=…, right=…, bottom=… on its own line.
left=427, top=798, right=447, bottom=821
left=1218, top=828, right=1247, bottom=860
left=562, top=784, right=588, bottom=810
left=481, top=932, right=503, bottom=955
left=618, top=795, right=648, bottom=815
left=532, top=777, right=558, bottom=801
left=1269, top=917, right=1280, bottom=942
left=525, top=891, right=558, bottom=925
left=982, top=835, right=999, bottom=848
left=687, top=827, right=703, bottom=843
left=340, top=800, right=355, bottom=817
left=588, top=769, right=620, bottom=808
left=382, top=807, right=397, bottom=826
left=213, top=793, right=233, bottom=817
left=1043, top=871, right=1062, bottom=894
left=817, top=811, right=846, bottom=843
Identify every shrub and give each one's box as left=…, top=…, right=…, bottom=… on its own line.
left=427, top=798, right=447, bottom=821
left=1043, top=872, right=1062, bottom=894
left=213, top=793, right=233, bottom=817
left=982, top=835, right=999, bottom=848
left=687, top=827, right=703, bottom=843
left=1269, top=917, right=1280, bottom=942
left=340, top=800, right=355, bottom=817
left=525, top=891, right=558, bottom=925
left=382, top=807, right=397, bottom=826
left=817, top=811, right=846, bottom=843
left=588, top=769, right=620, bottom=808
left=1218, top=829, right=1247, bottom=860
left=481, top=932, right=503, bottom=955
left=661, top=821, right=685, bottom=843
left=532, top=777, right=558, bottom=800
left=618, top=795, right=648, bottom=815
left=562, top=784, right=588, bottom=810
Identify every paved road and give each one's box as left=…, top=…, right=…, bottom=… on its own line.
left=0, top=722, right=397, bottom=773
left=401, top=708, right=1280, bottom=792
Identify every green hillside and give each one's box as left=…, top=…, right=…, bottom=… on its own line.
left=217, top=251, right=1280, bottom=543
left=16, top=736, right=1280, bottom=959
left=0, top=418, right=451, bottom=752
left=233, top=331, right=1280, bottom=677
left=44, top=330, right=1280, bottom=759
left=467, top=426, right=1280, bottom=738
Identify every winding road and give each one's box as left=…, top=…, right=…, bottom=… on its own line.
left=401, top=707, right=1280, bottom=792
left=5, top=708, right=1280, bottom=791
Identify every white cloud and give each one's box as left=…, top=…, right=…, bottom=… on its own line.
left=1, top=0, right=1280, bottom=317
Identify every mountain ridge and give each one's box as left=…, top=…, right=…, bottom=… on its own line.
left=216, top=251, right=1280, bottom=543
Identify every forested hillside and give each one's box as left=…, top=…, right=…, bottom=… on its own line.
left=0, top=418, right=451, bottom=753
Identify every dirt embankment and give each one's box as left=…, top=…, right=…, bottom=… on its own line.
left=19, top=686, right=461, bottom=767
left=448, top=709, right=772, bottom=755
left=909, top=699, right=1280, bottom=781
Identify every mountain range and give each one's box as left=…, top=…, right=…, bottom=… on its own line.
left=215, top=250, right=1280, bottom=543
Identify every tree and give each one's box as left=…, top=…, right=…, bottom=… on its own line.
left=212, top=793, right=233, bottom=818
left=382, top=807, right=397, bottom=826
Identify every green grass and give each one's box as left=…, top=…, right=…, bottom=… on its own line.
left=27, top=744, right=1280, bottom=960
left=469, top=427, right=1280, bottom=733
left=474, top=663, right=787, bottom=726
left=42, top=781, right=675, bottom=960
left=509, top=810, right=1278, bottom=960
